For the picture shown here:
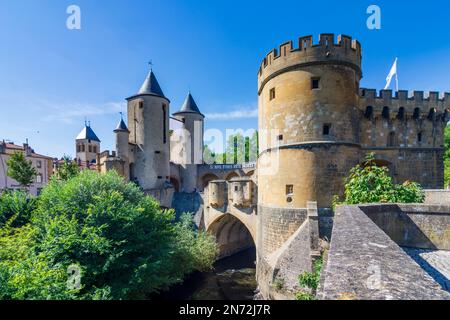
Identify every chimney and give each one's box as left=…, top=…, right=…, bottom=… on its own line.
left=0, top=140, right=5, bottom=154
left=23, top=139, right=32, bottom=157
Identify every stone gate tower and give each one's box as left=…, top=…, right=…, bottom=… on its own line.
left=257, top=34, right=362, bottom=255
left=172, top=92, right=205, bottom=193
left=126, top=70, right=170, bottom=190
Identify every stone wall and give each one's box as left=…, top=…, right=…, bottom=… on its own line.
left=360, top=204, right=450, bottom=250
left=256, top=202, right=320, bottom=300
left=425, top=189, right=450, bottom=205
left=257, top=205, right=307, bottom=256
left=319, top=204, right=449, bottom=300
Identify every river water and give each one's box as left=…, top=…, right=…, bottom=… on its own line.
left=157, top=248, right=257, bottom=300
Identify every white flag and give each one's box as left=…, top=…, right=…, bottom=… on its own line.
left=384, top=58, right=398, bottom=90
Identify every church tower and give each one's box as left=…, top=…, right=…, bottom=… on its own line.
left=76, top=122, right=101, bottom=165
left=126, top=69, right=170, bottom=190
left=172, top=92, right=205, bottom=192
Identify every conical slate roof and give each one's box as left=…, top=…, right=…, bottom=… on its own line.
left=174, top=93, right=203, bottom=116
left=114, top=117, right=129, bottom=133
left=76, top=124, right=101, bottom=142
left=137, top=70, right=165, bottom=98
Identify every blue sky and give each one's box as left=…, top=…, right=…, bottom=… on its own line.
left=0, top=0, right=450, bottom=157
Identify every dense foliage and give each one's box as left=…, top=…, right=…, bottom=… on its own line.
left=204, top=131, right=258, bottom=164
left=6, top=151, right=37, bottom=188
left=0, top=170, right=218, bottom=300
left=334, top=153, right=425, bottom=207
left=56, top=156, right=80, bottom=181
left=0, top=190, right=36, bottom=228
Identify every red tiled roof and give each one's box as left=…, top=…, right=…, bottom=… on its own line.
left=3, top=143, right=54, bottom=160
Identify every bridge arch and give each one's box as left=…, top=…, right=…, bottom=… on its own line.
left=200, top=173, right=220, bottom=190
left=225, top=171, right=240, bottom=181
left=206, top=213, right=255, bottom=258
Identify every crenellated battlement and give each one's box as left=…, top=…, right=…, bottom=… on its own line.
left=360, top=88, right=450, bottom=120
left=258, top=34, right=362, bottom=89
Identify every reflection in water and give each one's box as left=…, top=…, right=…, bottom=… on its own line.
left=157, top=248, right=257, bottom=300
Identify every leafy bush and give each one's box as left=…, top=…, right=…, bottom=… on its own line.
left=0, top=190, right=36, bottom=228
left=334, top=153, right=425, bottom=207
left=296, top=257, right=323, bottom=301
left=0, top=170, right=218, bottom=300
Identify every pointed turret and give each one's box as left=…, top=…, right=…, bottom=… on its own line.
left=136, top=70, right=166, bottom=98
left=174, top=92, right=204, bottom=116
left=125, top=67, right=171, bottom=192
left=114, top=116, right=130, bottom=133
left=170, top=92, right=204, bottom=192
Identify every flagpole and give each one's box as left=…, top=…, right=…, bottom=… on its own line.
left=395, top=58, right=399, bottom=91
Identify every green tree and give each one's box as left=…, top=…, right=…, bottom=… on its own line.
left=0, top=170, right=218, bottom=300
left=0, top=190, right=36, bottom=228
left=334, top=153, right=425, bottom=207
left=56, top=156, right=80, bottom=181
left=6, top=151, right=37, bottom=189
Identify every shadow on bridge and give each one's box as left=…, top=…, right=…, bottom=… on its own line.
left=207, top=213, right=256, bottom=260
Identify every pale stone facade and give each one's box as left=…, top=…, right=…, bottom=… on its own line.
left=0, top=141, right=53, bottom=196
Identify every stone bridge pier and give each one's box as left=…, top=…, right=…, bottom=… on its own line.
left=202, top=178, right=258, bottom=258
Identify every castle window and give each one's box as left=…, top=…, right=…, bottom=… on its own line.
left=365, top=106, right=373, bottom=119
left=93, top=146, right=97, bottom=153
left=397, top=107, right=405, bottom=120
left=235, top=186, right=239, bottom=192
left=139, top=101, right=144, bottom=109
left=323, top=124, right=331, bottom=135
left=286, top=185, right=294, bottom=195
left=413, top=108, right=420, bottom=120
left=36, top=174, right=43, bottom=184
left=157, top=176, right=163, bottom=179
left=81, top=145, right=85, bottom=152
left=311, top=78, right=320, bottom=90
left=443, top=109, right=450, bottom=123
left=88, top=145, right=92, bottom=153
left=387, top=132, right=396, bottom=147
left=428, top=108, right=436, bottom=121
left=162, top=104, right=167, bottom=144
left=277, top=134, right=283, bottom=141
left=382, top=107, right=390, bottom=119
left=269, top=88, right=276, bottom=101
left=418, top=132, right=423, bottom=143
left=36, top=160, right=42, bottom=169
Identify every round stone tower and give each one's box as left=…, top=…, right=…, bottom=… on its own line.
left=126, top=70, right=170, bottom=190
left=172, top=92, right=204, bottom=193
left=257, top=34, right=363, bottom=255
left=114, top=114, right=130, bottom=181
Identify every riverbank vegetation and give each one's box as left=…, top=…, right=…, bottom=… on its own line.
left=0, top=170, right=218, bottom=300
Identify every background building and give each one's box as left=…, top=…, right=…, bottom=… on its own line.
left=0, top=140, right=53, bottom=196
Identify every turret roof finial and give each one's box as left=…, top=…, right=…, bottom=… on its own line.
left=115, top=112, right=130, bottom=133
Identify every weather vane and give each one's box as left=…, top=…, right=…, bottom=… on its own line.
left=148, top=60, right=153, bottom=71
